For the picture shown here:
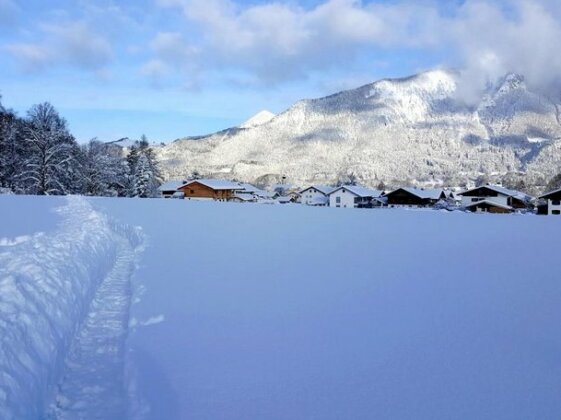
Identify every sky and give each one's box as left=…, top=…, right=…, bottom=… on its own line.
left=1, top=0, right=561, bottom=142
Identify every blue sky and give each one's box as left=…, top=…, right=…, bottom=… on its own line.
left=1, top=0, right=560, bottom=142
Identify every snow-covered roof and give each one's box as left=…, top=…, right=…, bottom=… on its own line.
left=459, top=184, right=533, bottom=202
left=464, top=199, right=513, bottom=211
left=540, top=187, right=561, bottom=199
left=329, top=185, right=383, bottom=198
left=388, top=187, right=445, bottom=200
left=232, top=192, right=255, bottom=202
left=237, top=183, right=275, bottom=198
left=299, top=185, right=335, bottom=195
left=179, top=179, right=244, bottom=191
left=158, top=180, right=186, bottom=192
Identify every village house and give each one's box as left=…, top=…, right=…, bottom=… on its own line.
left=158, top=180, right=186, bottom=198
left=299, top=185, right=335, bottom=206
left=328, top=185, right=384, bottom=208
left=458, top=184, right=534, bottom=213
left=384, top=188, right=447, bottom=207
left=177, top=179, right=244, bottom=201
left=538, top=188, right=561, bottom=215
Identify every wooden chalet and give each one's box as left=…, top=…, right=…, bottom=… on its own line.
left=539, top=188, right=561, bottom=216
left=384, top=188, right=446, bottom=207
left=177, top=179, right=244, bottom=201
left=458, top=185, right=534, bottom=213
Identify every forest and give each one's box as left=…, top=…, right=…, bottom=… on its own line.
left=0, top=97, right=161, bottom=198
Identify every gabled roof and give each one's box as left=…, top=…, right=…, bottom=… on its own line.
left=386, top=187, right=445, bottom=200
left=464, top=199, right=513, bottom=211
left=459, top=184, right=533, bottom=202
left=158, top=180, right=186, bottom=192
left=540, top=187, right=561, bottom=200
left=299, top=185, right=335, bottom=195
left=329, top=185, right=383, bottom=198
left=178, top=178, right=244, bottom=191
left=232, top=192, right=256, bottom=201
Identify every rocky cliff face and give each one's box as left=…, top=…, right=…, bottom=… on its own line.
left=157, top=70, right=561, bottom=188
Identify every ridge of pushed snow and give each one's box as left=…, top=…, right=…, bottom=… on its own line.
left=0, top=196, right=144, bottom=420
left=240, top=110, right=276, bottom=128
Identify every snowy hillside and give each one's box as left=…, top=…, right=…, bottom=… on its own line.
left=2, top=196, right=561, bottom=419
left=157, top=70, right=561, bottom=188
left=239, top=110, right=276, bottom=128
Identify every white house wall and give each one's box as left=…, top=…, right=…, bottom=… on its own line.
left=301, top=189, right=328, bottom=206
left=548, top=199, right=561, bottom=215
left=461, top=194, right=509, bottom=207
left=329, top=189, right=357, bottom=208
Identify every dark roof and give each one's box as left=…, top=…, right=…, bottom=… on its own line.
left=540, top=188, right=561, bottom=200
left=385, top=187, right=445, bottom=200
left=459, top=184, right=533, bottom=202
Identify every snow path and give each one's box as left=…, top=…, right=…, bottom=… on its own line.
left=47, top=236, right=139, bottom=419
left=0, top=196, right=144, bottom=419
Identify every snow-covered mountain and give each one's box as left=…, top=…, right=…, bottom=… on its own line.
left=157, top=70, right=561, bottom=188
left=239, top=110, right=276, bottom=129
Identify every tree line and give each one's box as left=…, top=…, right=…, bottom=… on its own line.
left=0, top=98, right=161, bottom=197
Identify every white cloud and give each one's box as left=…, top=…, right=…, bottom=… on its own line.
left=150, top=0, right=561, bottom=94
left=4, top=43, right=51, bottom=71
left=5, top=21, right=113, bottom=73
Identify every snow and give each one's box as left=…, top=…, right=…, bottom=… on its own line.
left=331, top=185, right=383, bottom=197
left=179, top=178, right=244, bottom=190
left=0, top=195, right=61, bottom=238
left=2, top=196, right=561, bottom=419
left=460, top=184, right=533, bottom=202
left=0, top=196, right=144, bottom=419
left=157, top=69, right=561, bottom=189
left=157, top=180, right=185, bottom=192
left=239, top=110, right=276, bottom=129
left=299, top=185, right=334, bottom=195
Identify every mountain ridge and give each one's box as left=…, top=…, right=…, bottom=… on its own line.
left=157, top=69, right=561, bottom=189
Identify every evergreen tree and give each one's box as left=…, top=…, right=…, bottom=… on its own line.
left=0, top=100, right=25, bottom=191
left=126, top=134, right=162, bottom=197
left=132, top=154, right=155, bottom=197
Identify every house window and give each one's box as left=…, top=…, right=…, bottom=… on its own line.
left=552, top=200, right=561, bottom=206
left=190, top=189, right=195, bottom=194
left=336, top=197, right=341, bottom=204
left=553, top=210, right=561, bottom=215
left=471, top=198, right=479, bottom=202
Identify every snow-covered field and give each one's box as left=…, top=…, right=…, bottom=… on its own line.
left=1, top=196, right=560, bottom=419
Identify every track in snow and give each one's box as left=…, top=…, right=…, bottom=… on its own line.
left=42, top=207, right=145, bottom=419
left=47, top=235, right=140, bottom=419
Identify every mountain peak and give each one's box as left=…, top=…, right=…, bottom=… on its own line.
left=240, top=110, right=276, bottom=129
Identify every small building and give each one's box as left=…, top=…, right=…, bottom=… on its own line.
left=384, top=188, right=447, bottom=207
left=458, top=185, right=534, bottom=211
left=299, top=185, right=335, bottom=206
left=539, top=188, right=561, bottom=215
left=464, top=199, right=513, bottom=214
left=158, top=180, right=186, bottom=198
left=238, top=183, right=276, bottom=201
left=177, top=179, right=244, bottom=201
left=328, top=185, right=384, bottom=208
